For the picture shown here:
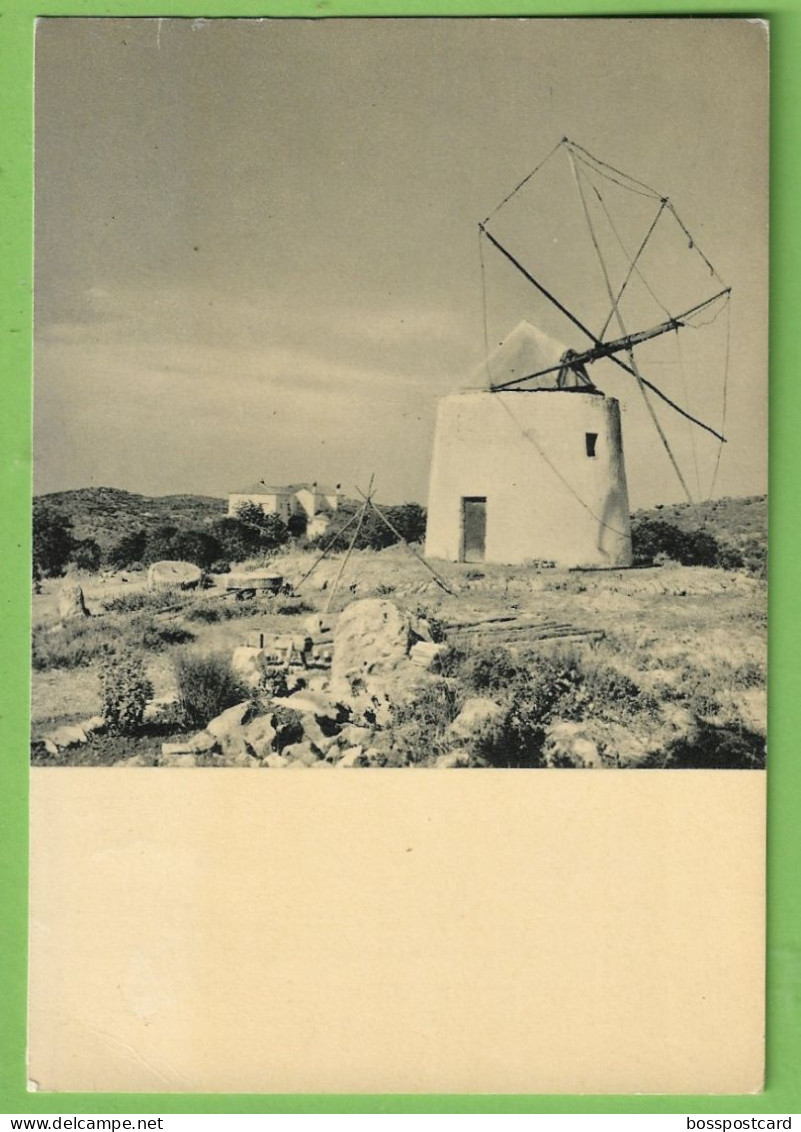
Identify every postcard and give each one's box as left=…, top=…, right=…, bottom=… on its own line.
left=28, top=17, right=768, bottom=1094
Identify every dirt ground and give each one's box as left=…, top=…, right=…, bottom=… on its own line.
left=30, top=546, right=767, bottom=747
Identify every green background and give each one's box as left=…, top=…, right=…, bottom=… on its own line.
left=2, top=0, right=798, bottom=1116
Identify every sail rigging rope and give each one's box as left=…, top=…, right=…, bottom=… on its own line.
left=708, top=296, right=732, bottom=499
left=478, top=226, right=494, bottom=387
left=674, top=327, right=703, bottom=500
left=565, top=141, right=663, bottom=201
left=482, top=138, right=566, bottom=225
left=589, top=186, right=673, bottom=331
left=568, top=151, right=697, bottom=509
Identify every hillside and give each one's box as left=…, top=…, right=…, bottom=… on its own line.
left=35, top=486, right=767, bottom=562
left=633, top=495, right=767, bottom=548
left=35, top=487, right=227, bottom=550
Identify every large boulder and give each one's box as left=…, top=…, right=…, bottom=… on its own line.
left=330, top=599, right=415, bottom=701
left=147, top=560, right=203, bottom=591
left=58, top=580, right=90, bottom=621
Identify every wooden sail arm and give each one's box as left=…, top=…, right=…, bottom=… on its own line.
left=490, top=287, right=732, bottom=392
left=479, top=223, right=728, bottom=442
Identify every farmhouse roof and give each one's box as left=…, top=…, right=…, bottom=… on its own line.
left=230, top=481, right=343, bottom=496
left=230, top=483, right=293, bottom=496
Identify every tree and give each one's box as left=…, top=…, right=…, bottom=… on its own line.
left=32, top=504, right=75, bottom=578
left=383, top=502, right=427, bottom=545
left=105, top=529, right=148, bottom=570
left=72, top=538, right=102, bottom=573
left=234, top=502, right=290, bottom=552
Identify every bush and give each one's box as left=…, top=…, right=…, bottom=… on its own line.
left=459, top=645, right=521, bottom=694
left=100, top=649, right=153, bottom=735
left=72, top=538, right=102, bottom=573
left=33, top=504, right=75, bottom=578
left=106, top=530, right=148, bottom=570
left=391, top=680, right=462, bottom=765
left=630, top=516, right=746, bottom=571
left=102, top=589, right=185, bottom=615
left=174, top=651, right=249, bottom=729
left=32, top=619, right=119, bottom=671
left=662, top=720, right=766, bottom=769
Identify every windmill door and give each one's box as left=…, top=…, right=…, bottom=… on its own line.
left=462, top=497, right=487, bottom=562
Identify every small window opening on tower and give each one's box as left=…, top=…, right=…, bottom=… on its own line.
left=585, top=432, right=598, bottom=458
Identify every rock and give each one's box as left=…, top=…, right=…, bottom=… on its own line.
left=219, top=745, right=261, bottom=768
left=739, top=689, right=767, bottom=735
left=409, top=641, right=448, bottom=670
left=435, top=749, right=472, bottom=768
left=448, top=698, right=504, bottom=743
left=143, top=694, right=180, bottom=725
left=311, top=759, right=334, bottom=769
left=187, top=730, right=219, bottom=753
left=543, top=722, right=602, bottom=768
left=242, top=714, right=278, bottom=758
left=272, top=689, right=344, bottom=720
left=282, top=741, right=320, bottom=767
left=58, top=580, right=90, bottom=621
left=114, top=754, right=149, bottom=767
left=330, top=599, right=413, bottom=699
left=147, top=560, right=203, bottom=591
left=264, top=753, right=290, bottom=768
left=206, top=700, right=257, bottom=740
left=305, top=613, right=333, bottom=637
left=160, top=752, right=198, bottom=768
left=301, top=715, right=338, bottom=752
left=336, top=723, right=375, bottom=748
left=231, top=646, right=269, bottom=690
left=161, top=741, right=196, bottom=757
left=80, top=715, right=106, bottom=737
left=337, top=745, right=369, bottom=768
left=43, top=724, right=88, bottom=752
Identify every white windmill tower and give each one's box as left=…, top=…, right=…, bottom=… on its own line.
left=424, top=139, right=731, bottom=569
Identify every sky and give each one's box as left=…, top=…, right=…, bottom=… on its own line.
left=34, top=17, right=768, bottom=507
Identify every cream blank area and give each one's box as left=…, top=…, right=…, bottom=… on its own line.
left=29, top=770, right=765, bottom=1095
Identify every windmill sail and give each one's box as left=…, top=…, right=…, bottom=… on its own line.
left=477, top=138, right=732, bottom=504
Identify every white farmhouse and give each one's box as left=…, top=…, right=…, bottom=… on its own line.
left=227, top=481, right=343, bottom=538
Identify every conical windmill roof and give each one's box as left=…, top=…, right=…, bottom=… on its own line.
left=467, top=319, right=584, bottom=391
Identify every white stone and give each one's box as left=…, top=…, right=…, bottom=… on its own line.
left=448, top=698, right=503, bottom=742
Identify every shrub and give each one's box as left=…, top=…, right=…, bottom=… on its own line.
left=391, top=680, right=462, bottom=764
left=72, top=538, right=102, bottom=573
left=274, top=598, right=314, bottom=615
left=137, top=619, right=195, bottom=651
left=631, top=516, right=747, bottom=571
left=32, top=619, right=120, bottom=671
left=662, top=720, right=766, bottom=769
left=102, top=589, right=185, bottom=615
left=99, top=649, right=153, bottom=735
left=33, top=504, right=75, bottom=578
left=174, top=651, right=249, bottom=728
left=460, top=646, right=521, bottom=695
left=106, top=529, right=148, bottom=570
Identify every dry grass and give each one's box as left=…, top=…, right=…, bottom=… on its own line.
left=30, top=549, right=766, bottom=766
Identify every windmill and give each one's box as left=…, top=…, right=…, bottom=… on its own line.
left=424, top=138, right=731, bottom=569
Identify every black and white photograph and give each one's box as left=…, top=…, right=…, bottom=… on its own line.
left=31, top=17, right=767, bottom=772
